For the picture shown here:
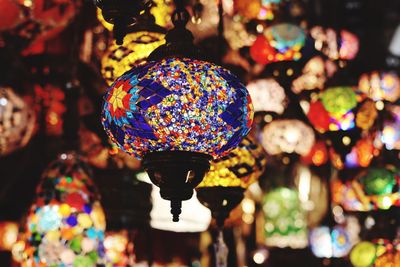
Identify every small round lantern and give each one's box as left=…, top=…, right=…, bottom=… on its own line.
left=102, top=57, right=253, bottom=221
left=16, top=152, right=106, bottom=266
left=196, top=137, right=267, bottom=227
left=101, top=31, right=166, bottom=85
left=247, top=78, right=286, bottom=114
left=261, top=119, right=315, bottom=156
left=0, top=86, right=35, bottom=156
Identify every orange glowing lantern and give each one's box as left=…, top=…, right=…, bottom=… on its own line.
left=0, top=222, right=18, bottom=251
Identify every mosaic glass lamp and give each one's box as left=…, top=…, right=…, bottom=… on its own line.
left=0, top=86, right=35, bottom=156
left=101, top=30, right=165, bottom=85
left=104, top=231, right=135, bottom=266
left=101, top=1, right=253, bottom=222
left=196, top=137, right=267, bottom=227
left=15, top=152, right=106, bottom=266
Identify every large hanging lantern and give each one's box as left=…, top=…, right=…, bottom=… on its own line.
left=0, top=86, right=35, bottom=156
left=101, top=31, right=166, bottom=86
left=358, top=71, right=400, bottom=102
left=262, top=187, right=308, bottom=248
left=261, top=119, right=315, bottom=156
left=16, top=152, right=106, bottom=266
left=102, top=57, right=253, bottom=221
left=247, top=78, right=286, bottom=114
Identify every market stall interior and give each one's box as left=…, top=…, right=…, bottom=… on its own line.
left=0, top=0, right=400, bottom=266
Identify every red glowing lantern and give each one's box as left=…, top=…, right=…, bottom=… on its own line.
left=0, top=0, right=23, bottom=31
left=301, top=141, right=328, bottom=166
left=307, top=101, right=330, bottom=132
left=250, top=35, right=276, bottom=64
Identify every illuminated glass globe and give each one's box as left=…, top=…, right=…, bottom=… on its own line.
left=247, top=78, right=286, bottom=114
left=350, top=240, right=400, bottom=267
left=358, top=71, right=400, bottom=102
left=262, top=187, right=308, bottom=248
left=196, top=137, right=266, bottom=227
left=101, top=31, right=166, bottom=85
left=0, top=86, right=35, bottom=156
left=198, top=137, right=267, bottom=189
left=261, top=119, right=315, bottom=156
left=332, top=166, right=400, bottom=212
left=16, top=153, right=106, bottom=266
left=309, top=226, right=353, bottom=258
left=310, top=26, right=359, bottom=61
left=102, top=57, right=253, bottom=159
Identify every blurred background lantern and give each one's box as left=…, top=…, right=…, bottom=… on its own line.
left=262, top=187, right=308, bottom=248
left=0, top=222, right=18, bottom=251
left=101, top=30, right=165, bottom=86
left=261, top=119, right=315, bottom=156
left=15, top=152, right=106, bottom=266
left=1, top=0, right=81, bottom=52
left=101, top=56, right=253, bottom=221
left=292, top=56, right=337, bottom=94
left=247, top=78, right=286, bottom=114
left=309, top=224, right=354, bottom=258
left=310, top=26, right=359, bottom=62
left=358, top=71, right=400, bottom=103
left=196, top=136, right=267, bottom=227
left=0, top=86, right=35, bottom=156
left=104, top=230, right=135, bottom=266
left=251, top=23, right=305, bottom=65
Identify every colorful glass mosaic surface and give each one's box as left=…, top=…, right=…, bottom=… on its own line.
left=0, top=86, right=35, bottom=156
left=102, top=57, right=254, bottom=159
left=16, top=152, right=106, bottom=266
left=104, top=231, right=134, bottom=266
left=101, top=31, right=165, bottom=85
left=197, top=137, right=267, bottom=189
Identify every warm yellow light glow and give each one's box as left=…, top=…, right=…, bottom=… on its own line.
left=198, top=137, right=266, bottom=189
left=101, top=31, right=165, bottom=85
